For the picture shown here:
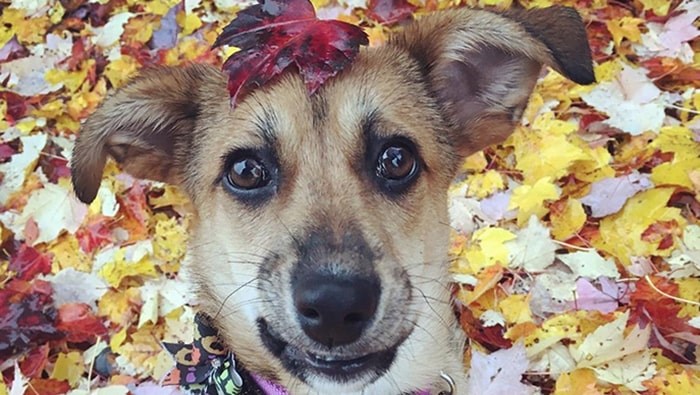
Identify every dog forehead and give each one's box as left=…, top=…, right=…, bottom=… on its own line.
left=190, top=46, right=451, bottom=191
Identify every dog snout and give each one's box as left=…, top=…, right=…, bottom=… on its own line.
left=293, top=272, right=380, bottom=347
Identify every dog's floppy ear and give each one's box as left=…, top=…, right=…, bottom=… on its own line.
left=71, top=64, right=224, bottom=204
left=391, top=6, right=595, bottom=157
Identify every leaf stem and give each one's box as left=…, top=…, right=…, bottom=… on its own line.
left=644, top=275, right=700, bottom=307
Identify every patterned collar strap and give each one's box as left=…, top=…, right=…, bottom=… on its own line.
left=163, top=313, right=245, bottom=395
left=162, top=313, right=444, bottom=395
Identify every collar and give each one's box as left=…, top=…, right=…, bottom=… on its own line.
left=162, top=313, right=454, bottom=395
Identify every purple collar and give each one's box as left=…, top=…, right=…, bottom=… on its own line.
left=251, top=373, right=438, bottom=395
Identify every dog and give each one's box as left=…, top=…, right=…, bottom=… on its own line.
left=71, top=5, right=594, bottom=394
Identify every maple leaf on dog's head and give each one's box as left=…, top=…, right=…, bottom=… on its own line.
left=214, top=0, right=369, bottom=105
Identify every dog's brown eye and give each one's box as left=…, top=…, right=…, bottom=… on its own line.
left=377, top=145, right=416, bottom=180
left=227, top=157, right=268, bottom=189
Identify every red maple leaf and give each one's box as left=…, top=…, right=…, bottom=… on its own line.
left=56, top=303, right=108, bottom=343
left=9, top=244, right=52, bottom=281
left=366, top=0, right=417, bottom=25
left=214, top=0, right=368, bottom=105
left=629, top=277, right=698, bottom=336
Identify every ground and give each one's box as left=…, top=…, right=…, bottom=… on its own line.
left=0, top=0, right=699, bottom=394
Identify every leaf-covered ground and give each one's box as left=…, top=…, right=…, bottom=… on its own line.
left=1, top=0, right=699, bottom=394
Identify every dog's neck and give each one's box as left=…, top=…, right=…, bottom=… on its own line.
left=163, top=312, right=450, bottom=395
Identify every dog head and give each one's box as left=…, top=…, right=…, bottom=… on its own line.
left=71, top=6, right=593, bottom=394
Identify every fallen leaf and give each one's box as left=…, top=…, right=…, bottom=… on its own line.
left=579, top=171, right=653, bottom=217
left=214, top=0, right=369, bottom=104
left=466, top=343, right=534, bottom=394
left=581, top=65, right=670, bottom=135
left=570, top=311, right=651, bottom=368
left=507, top=216, right=558, bottom=272
left=558, top=250, right=619, bottom=279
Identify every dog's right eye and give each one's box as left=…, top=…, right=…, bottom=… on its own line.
left=227, top=157, right=269, bottom=189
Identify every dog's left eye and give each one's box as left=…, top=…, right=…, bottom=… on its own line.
left=377, top=145, right=416, bottom=180
left=374, top=141, right=420, bottom=193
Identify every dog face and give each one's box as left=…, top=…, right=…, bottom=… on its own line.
left=71, top=6, right=593, bottom=394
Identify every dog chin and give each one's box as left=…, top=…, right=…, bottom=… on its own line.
left=257, top=318, right=403, bottom=389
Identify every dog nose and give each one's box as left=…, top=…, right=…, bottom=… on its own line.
left=293, top=272, right=380, bottom=347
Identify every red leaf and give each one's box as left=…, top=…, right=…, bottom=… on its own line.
left=9, top=244, right=52, bottom=281
left=0, top=91, right=28, bottom=124
left=28, top=378, right=71, bottom=395
left=629, top=277, right=698, bottom=336
left=641, top=219, right=681, bottom=250
left=20, top=343, right=49, bottom=378
left=56, top=303, right=108, bottom=343
left=214, top=0, right=368, bottom=105
left=76, top=218, right=113, bottom=253
left=0, top=288, right=63, bottom=359
left=366, top=0, right=417, bottom=25
left=459, top=307, right=512, bottom=351
left=118, top=182, right=151, bottom=240
left=0, top=143, right=16, bottom=162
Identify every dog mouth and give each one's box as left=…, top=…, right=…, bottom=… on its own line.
left=257, top=319, right=399, bottom=382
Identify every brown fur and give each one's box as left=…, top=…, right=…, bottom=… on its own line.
left=72, top=6, right=593, bottom=394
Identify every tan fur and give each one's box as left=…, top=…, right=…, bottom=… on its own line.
left=71, top=6, right=593, bottom=394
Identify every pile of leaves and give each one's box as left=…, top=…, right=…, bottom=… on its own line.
left=0, top=0, right=699, bottom=393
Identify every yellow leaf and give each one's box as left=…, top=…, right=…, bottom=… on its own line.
left=509, top=177, right=561, bottom=226
left=498, top=294, right=532, bottom=325
left=568, top=146, right=614, bottom=183
left=0, top=9, right=50, bottom=44
left=0, top=25, right=11, bottom=48
left=311, top=0, right=332, bottom=8
left=593, top=60, right=622, bottom=83
left=145, top=0, right=180, bottom=16
left=110, top=326, right=128, bottom=353
left=594, top=188, right=686, bottom=265
left=459, top=264, right=504, bottom=305
left=650, top=126, right=700, bottom=189
left=104, top=55, right=140, bottom=88
left=509, top=113, right=589, bottom=184
left=677, top=278, right=700, bottom=318
left=99, top=250, right=159, bottom=287
left=555, top=369, right=602, bottom=395
left=49, top=235, right=92, bottom=272
left=465, top=170, right=505, bottom=198
left=98, top=288, right=141, bottom=326
left=49, top=2, right=66, bottom=24
left=116, top=324, right=165, bottom=375
left=606, top=17, right=643, bottom=47
left=365, top=25, right=388, bottom=47
left=639, top=0, right=671, bottom=16
left=550, top=199, right=587, bottom=240
left=461, top=151, right=488, bottom=172
left=177, top=11, right=202, bottom=36
left=124, top=16, right=155, bottom=44
left=649, top=370, right=700, bottom=394
left=51, top=352, right=84, bottom=386
left=153, top=215, right=188, bottom=263
left=462, top=227, right=516, bottom=273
